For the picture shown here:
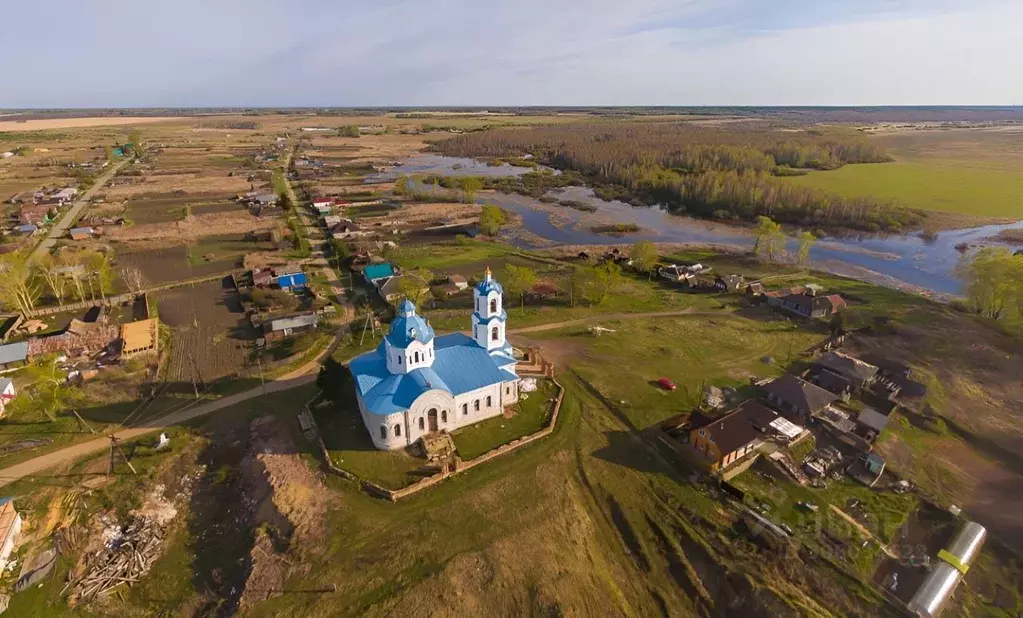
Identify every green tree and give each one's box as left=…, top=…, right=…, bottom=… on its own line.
left=338, top=125, right=361, bottom=138
left=630, top=240, right=658, bottom=278
left=504, top=265, right=537, bottom=311
left=104, top=145, right=115, bottom=162
left=85, top=250, right=114, bottom=299
left=36, top=254, right=71, bottom=306
left=753, top=216, right=786, bottom=262
left=128, top=131, right=143, bottom=158
left=478, top=204, right=507, bottom=236
left=587, top=261, right=623, bottom=305
left=956, top=247, right=1023, bottom=320
left=568, top=266, right=590, bottom=308
left=394, top=175, right=410, bottom=196
left=796, top=230, right=817, bottom=267
left=459, top=176, right=483, bottom=204
left=6, top=355, right=86, bottom=423
left=0, top=253, right=40, bottom=315
left=397, top=268, right=433, bottom=307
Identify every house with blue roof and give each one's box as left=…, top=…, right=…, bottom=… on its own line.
left=350, top=268, right=520, bottom=450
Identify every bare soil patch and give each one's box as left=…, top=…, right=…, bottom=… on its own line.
left=0, top=116, right=184, bottom=132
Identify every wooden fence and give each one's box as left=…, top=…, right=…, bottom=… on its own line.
left=25, top=272, right=234, bottom=318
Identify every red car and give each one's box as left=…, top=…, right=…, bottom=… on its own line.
left=657, top=377, right=677, bottom=391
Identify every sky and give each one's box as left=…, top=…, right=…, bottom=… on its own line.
left=2, top=0, right=1021, bottom=107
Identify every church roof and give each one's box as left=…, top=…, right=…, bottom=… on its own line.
left=385, top=302, right=434, bottom=348
left=352, top=332, right=517, bottom=415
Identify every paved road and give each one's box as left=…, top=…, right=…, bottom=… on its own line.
left=28, top=158, right=130, bottom=262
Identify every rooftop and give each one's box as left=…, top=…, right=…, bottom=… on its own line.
left=0, top=341, right=28, bottom=365
left=764, top=373, right=839, bottom=414
left=385, top=301, right=434, bottom=348
left=814, top=351, right=879, bottom=382
left=121, top=318, right=158, bottom=351
left=690, top=399, right=776, bottom=455
left=352, top=332, right=517, bottom=415
left=364, top=262, right=395, bottom=281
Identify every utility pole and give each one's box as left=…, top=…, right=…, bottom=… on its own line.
left=107, top=435, right=137, bottom=476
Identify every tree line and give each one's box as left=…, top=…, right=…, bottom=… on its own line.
left=0, top=249, right=132, bottom=315
left=435, top=122, right=917, bottom=232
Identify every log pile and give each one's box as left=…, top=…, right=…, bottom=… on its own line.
left=64, top=515, right=166, bottom=601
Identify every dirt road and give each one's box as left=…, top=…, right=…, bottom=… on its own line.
left=29, top=158, right=130, bottom=262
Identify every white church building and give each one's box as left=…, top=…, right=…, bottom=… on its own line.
left=350, top=268, right=520, bottom=450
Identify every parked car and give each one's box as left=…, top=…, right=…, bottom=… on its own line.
left=657, top=377, right=676, bottom=391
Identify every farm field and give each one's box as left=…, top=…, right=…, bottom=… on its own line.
left=782, top=128, right=1023, bottom=219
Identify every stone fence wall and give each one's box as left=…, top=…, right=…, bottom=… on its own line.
left=303, top=374, right=566, bottom=502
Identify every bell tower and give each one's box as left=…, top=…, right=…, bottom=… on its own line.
left=471, top=267, right=507, bottom=352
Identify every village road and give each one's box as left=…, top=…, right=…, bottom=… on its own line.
left=29, top=158, right=130, bottom=262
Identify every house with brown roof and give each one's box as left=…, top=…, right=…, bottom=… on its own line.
left=813, top=351, right=878, bottom=391
left=763, top=373, right=839, bottom=423
left=687, top=400, right=778, bottom=471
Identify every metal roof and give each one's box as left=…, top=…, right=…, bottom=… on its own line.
left=363, top=263, right=395, bottom=281
left=0, top=341, right=28, bottom=365
left=352, top=333, right=517, bottom=416
left=476, top=269, right=503, bottom=295
left=270, top=314, right=318, bottom=331
left=385, top=302, right=434, bottom=348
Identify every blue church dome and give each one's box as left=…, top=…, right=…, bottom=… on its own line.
left=386, top=301, right=434, bottom=348
left=476, top=267, right=503, bottom=295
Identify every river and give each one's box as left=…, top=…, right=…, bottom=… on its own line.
left=373, top=155, right=1023, bottom=296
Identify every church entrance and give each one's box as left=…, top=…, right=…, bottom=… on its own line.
left=427, top=408, right=439, bottom=432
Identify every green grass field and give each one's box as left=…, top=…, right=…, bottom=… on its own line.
left=450, top=380, right=556, bottom=459
left=782, top=161, right=1023, bottom=219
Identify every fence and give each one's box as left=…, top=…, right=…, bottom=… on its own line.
left=25, top=272, right=233, bottom=318
left=302, top=371, right=566, bottom=502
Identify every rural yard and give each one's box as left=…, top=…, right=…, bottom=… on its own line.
left=0, top=108, right=1021, bottom=618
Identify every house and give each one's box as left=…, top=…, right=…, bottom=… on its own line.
left=68, top=226, right=95, bottom=241
left=363, top=262, right=396, bottom=284
left=15, top=224, right=38, bottom=235
left=312, top=196, right=333, bottom=210
left=377, top=273, right=428, bottom=303
left=763, top=373, right=839, bottom=423
left=714, top=274, right=744, bottom=293
left=0, top=378, right=15, bottom=417
left=809, top=368, right=853, bottom=396
left=687, top=400, right=777, bottom=471
left=765, top=286, right=805, bottom=307
left=813, top=351, right=878, bottom=390
left=120, top=318, right=159, bottom=359
left=0, top=341, right=29, bottom=370
left=658, top=263, right=705, bottom=283
left=52, top=187, right=78, bottom=203
left=745, top=281, right=765, bottom=297
left=323, top=215, right=342, bottom=228
left=274, top=268, right=307, bottom=291
left=251, top=268, right=273, bottom=288
left=449, top=274, right=468, bottom=291
left=264, top=313, right=318, bottom=341
left=0, top=498, right=23, bottom=571
left=776, top=288, right=847, bottom=319
left=19, top=204, right=52, bottom=226
left=349, top=270, right=520, bottom=451
left=331, top=219, right=369, bottom=240
left=854, top=405, right=891, bottom=440
left=251, top=193, right=277, bottom=206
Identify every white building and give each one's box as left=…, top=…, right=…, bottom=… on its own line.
left=0, top=498, right=22, bottom=571
left=350, top=268, right=519, bottom=450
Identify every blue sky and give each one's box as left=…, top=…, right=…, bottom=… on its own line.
left=2, top=0, right=1020, bottom=107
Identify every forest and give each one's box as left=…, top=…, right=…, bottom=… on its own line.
left=436, top=123, right=921, bottom=232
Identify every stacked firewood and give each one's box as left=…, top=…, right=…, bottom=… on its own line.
left=64, top=515, right=166, bottom=601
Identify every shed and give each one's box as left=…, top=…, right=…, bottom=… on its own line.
left=15, top=224, right=37, bottom=235
left=0, top=341, right=29, bottom=370
left=69, top=226, right=95, bottom=241
left=275, top=271, right=308, bottom=291
left=856, top=406, right=890, bottom=436
left=120, top=318, right=159, bottom=359
left=265, top=313, right=319, bottom=340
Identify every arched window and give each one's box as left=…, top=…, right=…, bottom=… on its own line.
left=441, top=410, right=447, bottom=423
left=394, top=424, right=401, bottom=437
left=397, top=355, right=402, bottom=364
left=490, top=298, right=497, bottom=313
left=486, top=396, right=492, bottom=407
left=506, top=386, right=510, bottom=394
left=474, top=399, right=480, bottom=411
left=418, top=417, right=425, bottom=431
left=414, top=351, right=420, bottom=363
left=462, top=403, right=468, bottom=415
left=491, top=327, right=499, bottom=341
left=380, top=426, right=387, bottom=439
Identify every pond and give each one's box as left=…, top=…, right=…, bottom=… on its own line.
left=392, top=155, right=1023, bottom=296
left=364, top=154, right=547, bottom=183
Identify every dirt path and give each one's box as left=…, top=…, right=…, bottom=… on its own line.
left=828, top=504, right=896, bottom=558
left=29, top=158, right=130, bottom=262
left=508, top=309, right=707, bottom=334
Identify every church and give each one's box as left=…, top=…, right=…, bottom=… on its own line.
left=350, top=268, right=521, bottom=450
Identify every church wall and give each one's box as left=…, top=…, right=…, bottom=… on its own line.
left=407, top=388, right=457, bottom=443
left=357, top=394, right=408, bottom=450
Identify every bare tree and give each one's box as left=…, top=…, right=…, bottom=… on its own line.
left=0, top=253, right=40, bottom=315
left=120, top=265, right=148, bottom=294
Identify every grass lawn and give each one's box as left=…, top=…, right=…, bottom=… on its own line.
left=528, top=314, right=824, bottom=429
left=312, top=398, right=429, bottom=490
left=781, top=161, right=1023, bottom=219
left=451, top=379, right=556, bottom=460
